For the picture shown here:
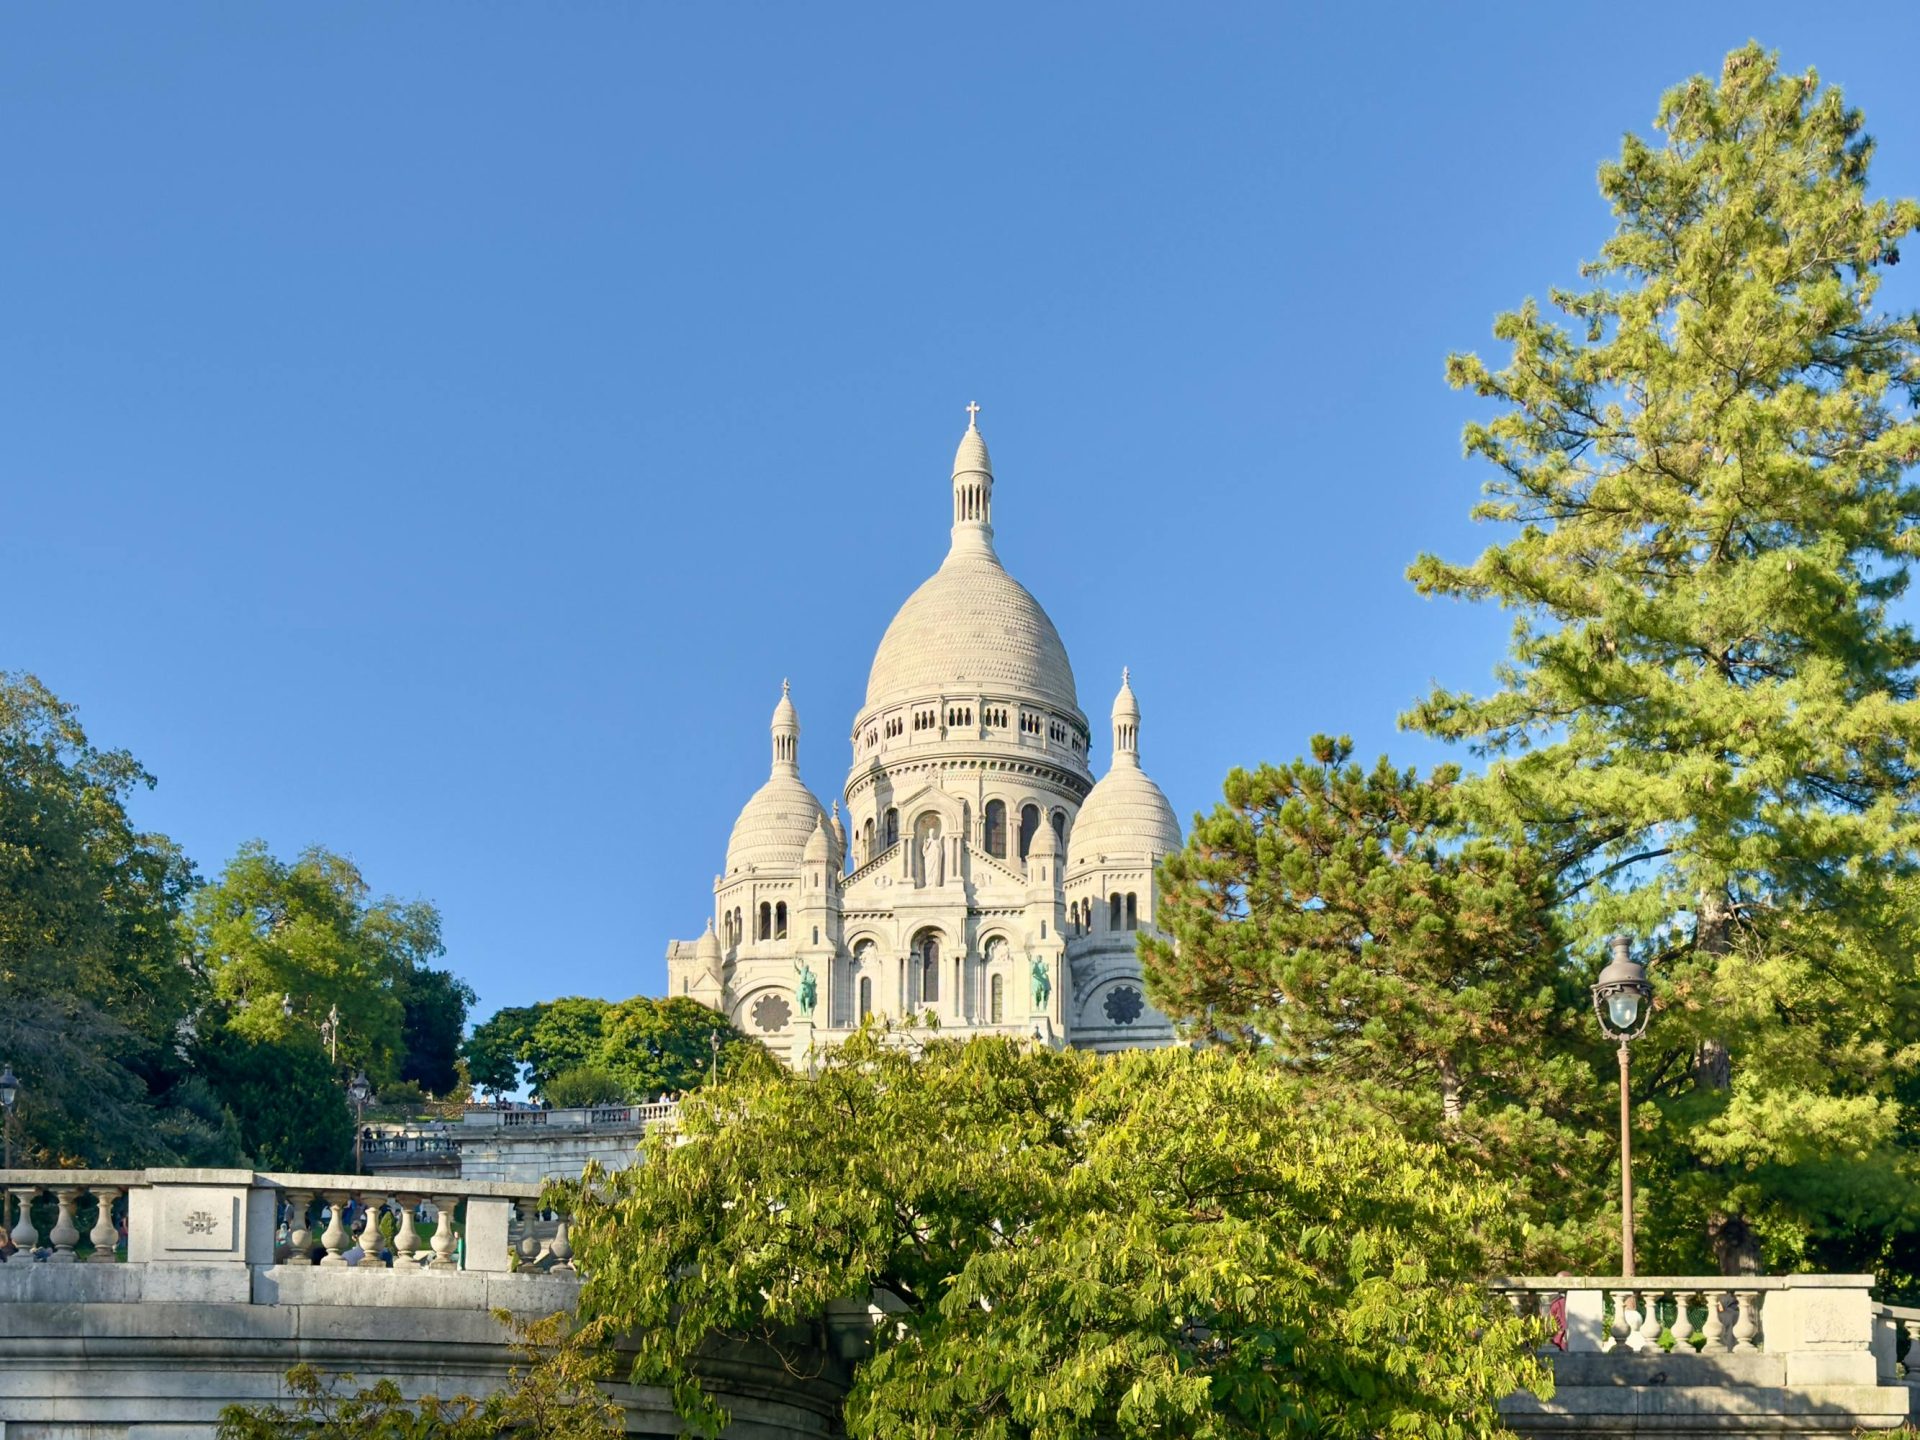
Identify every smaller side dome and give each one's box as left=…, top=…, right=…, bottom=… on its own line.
left=726, top=682, right=832, bottom=873
left=804, top=813, right=832, bottom=864
left=696, top=919, right=722, bottom=961
left=1070, top=669, right=1182, bottom=866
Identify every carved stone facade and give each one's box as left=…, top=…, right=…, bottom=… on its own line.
left=666, top=414, right=1182, bottom=1066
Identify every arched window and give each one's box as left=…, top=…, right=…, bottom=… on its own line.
left=916, top=932, right=941, bottom=1004
left=1126, top=892, right=1138, bottom=931
left=859, top=976, right=873, bottom=1022
left=735, top=908, right=743, bottom=944
left=775, top=902, right=788, bottom=940
left=1019, top=804, right=1040, bottom=859
left=862, top=818, right=875, bottom=860
left=990, top=973, right=1004, bottom=1024
left=758, top=902, right=772, bottom=940
left=883, top=808, right=899, bottom=849
left=984, top=799, right=1007, bottom=858
left=1051, top=811, right=1066, bottom=848
left=1109, top=894, right=1123, bottom=931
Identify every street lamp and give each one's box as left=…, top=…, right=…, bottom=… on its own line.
left=320, top=1004, right=341, bottom=1065
left=2, top=1064, right=20, bottom=1245
left=347, top=1069, right=376, bottom=1173
left=1592, top=934, right=1654, bottom=1278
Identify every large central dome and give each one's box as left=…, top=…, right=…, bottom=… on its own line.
left=864, top=548, right=1079, bottom=713
left=862, top=419, right=1080, bottom=717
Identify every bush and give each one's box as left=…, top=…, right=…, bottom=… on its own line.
left=539, top=1065, right=627, bottom=1108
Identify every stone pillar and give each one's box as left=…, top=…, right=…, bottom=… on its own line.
left=1776, top=1274, right=1878, bottom=1387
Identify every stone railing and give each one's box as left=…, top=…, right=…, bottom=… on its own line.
left=0, top=1167, right=572, bottom=1275
left=1492, top=1275, right=1914, bottom=1437
left=841, top=840, right=904, bottom=889
left=457, top=1099, right=680, bottom=1132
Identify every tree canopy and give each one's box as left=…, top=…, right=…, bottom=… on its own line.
left=1141, top=736, right=1609, bottom=1262
left=551, top=1033, right=1548, bottom=1440
left=1407, top=44, right=1920, bottom=1271
left=462, top=994, right=749, bottom=1101
left=0, top=672, right=230, bottom=1165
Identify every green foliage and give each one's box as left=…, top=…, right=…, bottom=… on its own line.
left=1143, top=735, right=1610, bottom=1262
left=1409, top=44, right=1920, bottom=1270
left=395, top=964, right=474, bottom=1097
left=540, top=1065, right=627, bottom=1108
left=0, top=672, right=234, bottom=1165
left=193, top=1018, right=353, bottom=1173
left=189, top=842, right=452, bottom=1090
left=462, top=994, right=750, bottom=1100
left=549, top=1034, right=1548, bottom=1439
left=215, top=1312, right=620, bottom=1439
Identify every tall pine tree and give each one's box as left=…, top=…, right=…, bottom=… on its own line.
left=1408, top=45, right=1920, bottom=1272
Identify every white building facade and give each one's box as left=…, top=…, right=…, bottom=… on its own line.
left=666, top=413, right=1183, bottom=1065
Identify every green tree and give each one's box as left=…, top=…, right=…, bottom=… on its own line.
left=462, top=995, right=748, bottom=1101
left=0, top=672, right=232, bottom=1165
left=1143, top=736, right=1608, bottom=1262
left=395, top=965, right=475, bottom=1097
left=189, top=842, right=458, bottom=1090
left=462, top=1004, right=538, bottom=1097
left=549, top=1034, right=1548, bottom=1440
left=1408, top=45, right=1920, bottom=1271
left=193, top=1018, right=354, bottom=1173
left=540, top=1065, right=627, bottom=1108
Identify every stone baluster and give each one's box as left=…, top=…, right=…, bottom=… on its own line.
left=516, top=1200, right=544, bottom=1270
left=1679, top=1290, right=1707, bottom=1351
left=8, top=1186, right=39, bottom=1258
left=1615, top=1291, right=1641, bottom=1350
left=357, top=1191, right=388, bottom=1269
left=285, top=1191, right=315, bottom=1264
left=391, top=1193, right=422, bottom=1271
left=1732, top=1290, right=1761, bottom=1352
left=47, top=1187, right=81, bottom=1263
left=1639, top=1288, right=1667, bottom=1351
left=428, top=1196, right=459, bottom=1270
left=318, top=1192, right=352, bottom=1266
left=1701, top=1289, right=1730, bottom=1350
left=85, top=1187, right=121, bottom=1264
left=548, top=1214, right=573, bottom=1273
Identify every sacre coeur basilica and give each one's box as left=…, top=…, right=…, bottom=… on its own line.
left=665, top=409, right=1184, bottom=1066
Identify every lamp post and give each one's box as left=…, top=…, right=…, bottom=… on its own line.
left=0, top=1064, right=18, bottom=1172
left=347, top=1069, right=375, bottom=1174
left=708, top=1030, right=720, bottom=1084
left=2, top=1064, right=20, bottom=1247
left=1592, top=934, right=1655, bottom=1278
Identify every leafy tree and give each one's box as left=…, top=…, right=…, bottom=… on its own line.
left=548, top=1033, right=1548, bottom=1440
left=1142, top=736, right=1609, bottom=1262
left=216, top=1313, right=620, bottom=1439
left=193, top=1017, right=354, bottom=1173
left=1408, top=45, right=1920, bottom=1271
left=462, top=995, right=748, bottom=1101
left=189, top=842, right=454, bottom=1090
left=540, top=1065, right=627, bottom=1108
left=462, top=1004, right=538, bottom=1097
left=0, top=672, right=232, bottom=1165
left=395, top=964, right=475, bottom=1097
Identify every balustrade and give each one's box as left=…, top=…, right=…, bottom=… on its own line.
left=1492, top=1277, right=1782, bottom=1355
left=0, top=1169, right=574, bottom=1278
left=1, top=1178, right=131, bottom=1263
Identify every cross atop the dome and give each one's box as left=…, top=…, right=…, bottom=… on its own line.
left=965, top=400, right=981, bottom=428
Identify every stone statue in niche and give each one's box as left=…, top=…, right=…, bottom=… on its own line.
left=922, top=831, right=944, bottom=886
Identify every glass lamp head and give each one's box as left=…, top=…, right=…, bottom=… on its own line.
left=1592, top=935, right=1654, bottom=1041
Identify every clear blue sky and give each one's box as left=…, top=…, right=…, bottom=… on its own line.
left=6, top=5, right=1918, bottom=1031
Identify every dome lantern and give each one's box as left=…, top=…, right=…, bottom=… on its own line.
left=951, top=402, right=994, bottom=549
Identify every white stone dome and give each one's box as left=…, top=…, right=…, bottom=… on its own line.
left=1069, top=670, right=1181, bottom=864
left=726, top=771, right=833, bottom=873
left=1069, top=765, right=1181, bottom=864
left=864, top=547, right=1079, bottom=714
left=725, top=682, right=834, bottom=873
